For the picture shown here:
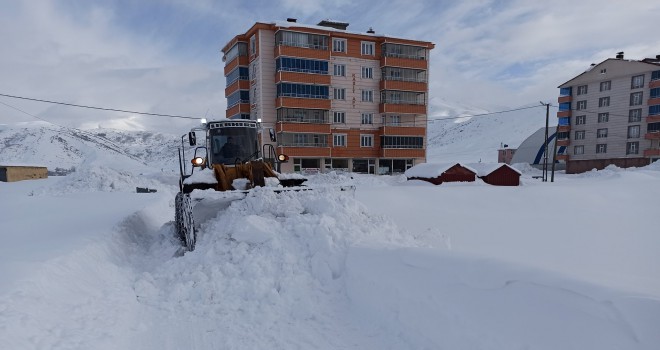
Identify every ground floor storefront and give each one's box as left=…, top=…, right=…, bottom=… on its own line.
left=281, top=158, right=418, bottom=175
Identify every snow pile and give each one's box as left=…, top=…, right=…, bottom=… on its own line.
left=33, top=165, right=169, bottom=195
left=305, top=171, right=406, bottom=188
left=130, top=187, right=418, bottom=348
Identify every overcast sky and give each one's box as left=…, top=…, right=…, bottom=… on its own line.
left=1, top=0, right=659, bottom=134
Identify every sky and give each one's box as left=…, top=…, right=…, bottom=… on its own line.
left=0, top=0, right=659, bottom=134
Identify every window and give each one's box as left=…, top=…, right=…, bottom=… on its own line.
left=576, top=100, right=587, bottom=110
left=277, top=83, right=329, bottom=99
left=559, top=87, right=572, bottom=96
left=651, top=105, right=660, bottom=116
left=653, top=70, right=660, bottom=81
left=249, top=35, right=256, bottom=56
left=598, top=113, right=609, bottom=123
left=361, top=66, right=373, bottom=79
left=226, top=67, right=250, bottom=86
left=597, top=128, right=608, bottom=138
left=628, top=125, right=640, bottom=138
left=276, top=31, right=328, bottom=50
left=630, top=92, right=643, bottom=106
left=649, top=122, right=660, bottom=133
left=596, top=144, right=607, bottom=154
left=227, top=90, right=250, bottom=107
left=599, top=97, right=610, bottom=107
left=631, top=75, right=645, bottom=89
left=577, top=85, right=588, bottom=95
left=626, top=142, right=639, bottom=155
left=576, top=115, right=586, bottom=125
left=361, top=41, right=375, bottom=55
left=629, top=109, right=642, bottom=122
left=600, top=68, right=607, bottom=74
left=276, top=57, right=329, bottom=74
left=361, top=113, right=373, bottom=124
left=558, top=102, right=571, bottom=111
left=361, top=90, right=373, bottom=102
left=333, top=134, right=346, bottom=147
left=651, top=88, right=660, bottom=99
left=558, top=117, right=570, bottom=126
left=575, top=130, right=585, bottom=140
left=333, top=64, right=345, bottom=77
left=574, top=145, right=584, bottom=155
left=333, top=88, right=345, bottom=100
left=600, top=81, right=611, bottom=91
left=380, top=136, right=424, bottom=149
left=360, top=134, right=373, bottom=147
left=557, top=131, right=569, bottom=140
left=332, top=38, right=346, bottom=53
left=333, top=111, right=345, bottom=124
left=389, top=115, right=401, bottom=126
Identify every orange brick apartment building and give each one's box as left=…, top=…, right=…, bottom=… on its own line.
left=221, top=19, right=434, bottom=174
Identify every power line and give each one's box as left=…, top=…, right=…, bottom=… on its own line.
left=0, top=93, right=201, bottom=120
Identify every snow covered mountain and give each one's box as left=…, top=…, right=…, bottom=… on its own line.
left=1, top=102, right=550, bottom=171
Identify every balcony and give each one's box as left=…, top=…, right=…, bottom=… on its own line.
left=557, top=110, right=571, bottom=118
left=277, top=146, right=331, bottom=158
left=647, top=115, right=660, bottom=123
left=276, top=71, right=331, bottom=85
left=276, top=123, right=331, bottom=134
left=224, top=56, right=249, bottom=76
left=558, top=95, right=572, bottom=104
left=379, top=103, right=426, bottom=114
left=645, top=132, right=660, bottom=140
left=644, top=149, right=660, bottom=157
left=225, top=80, right=250, bottom=97
left=225, top=103, right=250, bottom=118
left=275, top=45, right=330, bottom=60
left=379, top=126, right=425, bottom=136
left=276, top=97, right=331, bottom=110
left=556, top=139, right=570, bottom=147
left=557, top=125, right=571, bottom=133
left=650, top=80, right=660, bottom=89
left=380, top=80, right=427, bottom=92
left=380, top=56, right=428, bottom=70
left=648, top=97, right=660, bottom=106
left=556, top=154, right=569, bottom=161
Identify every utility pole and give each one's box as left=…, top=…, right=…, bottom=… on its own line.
left=540, top=102, right=550, bottom=182
left=551, top=121, right=559, bottom=182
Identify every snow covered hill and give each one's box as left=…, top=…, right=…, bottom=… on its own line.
left=2, top=101, right=550, bottom=171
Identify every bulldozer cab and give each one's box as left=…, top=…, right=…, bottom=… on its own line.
left=208, top=121, right=259, bottom=165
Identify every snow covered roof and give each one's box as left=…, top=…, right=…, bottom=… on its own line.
left=405, top=163, right=477, bottom=178
left=464, top=163, right=522, bottom=176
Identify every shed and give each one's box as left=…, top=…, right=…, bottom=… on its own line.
left=0, top=165, right=48, bottom=182
left=405, top=163, right=477, bottom=185
left=466, top=163, right=521, bottom=186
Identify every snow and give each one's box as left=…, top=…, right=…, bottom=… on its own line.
left=182, top=167, right=217, bottom=185
left=1, top=124, right=660, bottom=349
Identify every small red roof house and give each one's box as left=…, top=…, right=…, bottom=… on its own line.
left=466, top=163, right=522, bottom=186
left=405, top=163, right=477, bottom=185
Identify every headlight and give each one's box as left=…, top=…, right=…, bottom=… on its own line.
left=278, top=154, right=289, bottom=162
left=191, top=157, right=205, bottom=167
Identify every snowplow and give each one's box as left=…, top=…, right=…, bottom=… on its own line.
left=174, top=119, right=307, bottom=251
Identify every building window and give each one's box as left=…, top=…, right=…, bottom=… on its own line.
left=628, top=125, right=640, bottom=138
left=652, top=70, right=660, bottom=81
left=276, top=31, right=328, bottom=50
left=651, top=105, right=660, bottom=116
left=558, top=102, right=571, bottom=111
left=596, top=144, right=607, bottom=154
left=597, top=128, right=608, bottom=138
left=333, top=134, right=347, bottom=147
left=387, top=115, right=401, bottom=126
left=630, top=92, right=643, bottom=106
left=574, top=145, right=584, bottom=155
left=360, top=134, right=373, bottom=147
left=600, top=69, right=607, bottom=74
left=597, top=112, right=609, bottom=123
left=558, top=117, right=570, bottom=126
left=333, top=64, right=345, bottom=77
left=276, top=57, right=329, bottom=74
left=333, top=88, right=345, bottom=100
left=626, top=142, right=639, bottom=155
left=361, top=41, right=375, bottom=55
left=361, top=113, right=373, bottom=124
left=361, top=90, right=373, bottom=102
left=380, top=136, right=424, bottom=149
left=651, top=88, right=660, bottom=99
left=277, top=83, right=329, bottom=99
left=333, top=111, right=345, bottom=124
left=629, top=109, right=642, bottom=122
left=575, top=130, right=585, bottom=140
left=600, top=81, right=611, bottom=91
left=649, top=122, right=660, bottom=133
left=576, top=100, right=587, bottom=110
left=631, top=75, right=645, bottom=89
left=599, top=97, right=610, bottom=107
left=332, top=38, right=346, bottom=53
left=560, top=87, right=572, bottom=96
left=249, top=35, right=256, bottom=56
left=577, top=85, right=588, bottom=95
left=576, top=115, right=586, bottom=125
left=361, top=66, right=373, bottom=79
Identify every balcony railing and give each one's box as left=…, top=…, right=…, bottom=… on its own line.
left=279, top=142, right=329, bottom=147
left=276, top=41, right=328, bottom=51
